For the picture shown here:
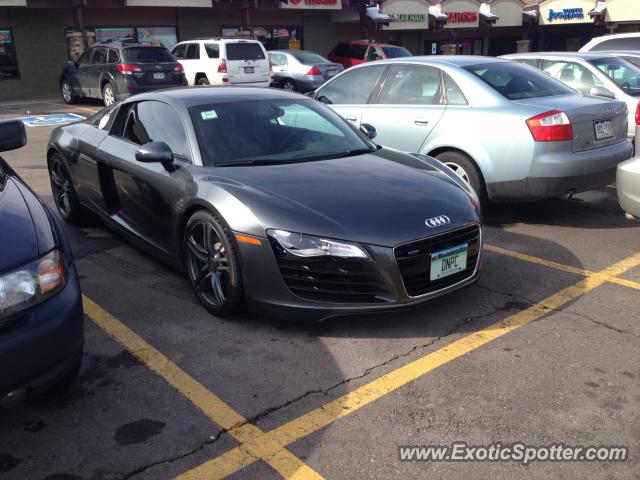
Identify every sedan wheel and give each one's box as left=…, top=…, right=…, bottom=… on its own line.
left=443, top=162, right=471, bottom=185
left=184, top=211, right=244, bottom=317
left=61, top=80, right=76, bottom=104
left=436, top=151, right=485, bottom=201
left=282, top=79, right=297, bottom=91
left=49, top=155, right=84, bottom=223
left=102, top=83, right=116, bottom=107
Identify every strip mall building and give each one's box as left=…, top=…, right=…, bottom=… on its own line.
left=0, top=0, right=638, bottom=101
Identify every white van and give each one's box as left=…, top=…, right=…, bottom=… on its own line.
left=171, top=38, right=272, bottom=87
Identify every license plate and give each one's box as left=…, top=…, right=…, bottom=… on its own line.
left=594, top=119, right=614, bottom=140
left=430, top=243, right=468, bottom=281
left=153, top=72, right=165, bottom=80
left=244, top=67, right=254, bottom=74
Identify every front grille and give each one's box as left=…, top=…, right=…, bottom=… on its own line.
left=395, top=224, right=481, bottom=297
left=271, top=242, right=388, bottom=303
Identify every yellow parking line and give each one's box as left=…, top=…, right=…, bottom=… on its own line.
left=82, top=296, right=325, bottom=480
left=485, top=244, right=640, bottom=291
left=176, top=251, right=640, bottom=480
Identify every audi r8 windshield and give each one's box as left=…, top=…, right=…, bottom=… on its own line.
left=189, top=99, right=374, bottom=166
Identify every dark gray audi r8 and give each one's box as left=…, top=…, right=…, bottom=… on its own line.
left=47, top=87, right=482, bottom=321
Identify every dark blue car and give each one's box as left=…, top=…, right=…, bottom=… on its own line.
left=0, top=120, right=83, bottom=408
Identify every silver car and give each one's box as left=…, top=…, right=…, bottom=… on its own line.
left=504, top=52, right=640, bottom=139
left=310, top=56, right=633, bottom=201
left=269, top=50, right=343, bottom=93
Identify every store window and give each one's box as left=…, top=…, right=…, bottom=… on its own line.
left=137, top=27, right=177, bottom=50
left=223, top=25, right=303, bottom=51
left=0, top=29, right=19, bottom=80
left=95, top=28, right=136, bottom=43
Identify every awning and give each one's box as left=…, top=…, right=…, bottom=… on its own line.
left=589, top=1, right=607, bottom=19
left=428, top=5, right=448, bottom=23
left=479, top=3, right=499, bottom=24
left=366, top=4, right=392, bottom=22
left=522, top=9, right=538, bottom=24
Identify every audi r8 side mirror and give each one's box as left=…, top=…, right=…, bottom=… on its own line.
left=135, top=141, right=174, bottom=169
left=0, top=119, right=26, bottom=152
left=360, top=123, right=377, bottom=140
left=589, top=86, right=616, bottom=99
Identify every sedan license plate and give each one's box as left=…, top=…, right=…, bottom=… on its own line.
left=244, top=67, right=254, bottom=74
left=594, top=119, right=614, bottom=140
left=430, top=243, right=468, bottom=281
left=153, top=72, right=165, bottom=80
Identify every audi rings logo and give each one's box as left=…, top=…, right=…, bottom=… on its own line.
left=425, top=215, right=451, bottom=228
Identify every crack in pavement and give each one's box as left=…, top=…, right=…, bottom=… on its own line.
left=121, top=430, right=225, bottom=480
left=476, top=284, right=639, bottom=338
left=123, top=299, right=528, bottom=478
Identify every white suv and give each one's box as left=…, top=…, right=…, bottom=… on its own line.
left=171, top=38, right=271, bottom=87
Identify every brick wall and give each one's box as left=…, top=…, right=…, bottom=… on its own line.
left=0, top=9, right=67, bottom=102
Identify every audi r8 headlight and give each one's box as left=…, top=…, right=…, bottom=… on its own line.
left=268, top=229, right=369, bottom=259
left=0, top=249, right=67, bottom=320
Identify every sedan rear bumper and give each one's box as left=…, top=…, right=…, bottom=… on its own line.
left=488, top=139, right=633, bottom=201
left=617, top=155, right=640, bottom=219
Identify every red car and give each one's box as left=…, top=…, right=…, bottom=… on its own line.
left=328, top=41, right=411, bottom=69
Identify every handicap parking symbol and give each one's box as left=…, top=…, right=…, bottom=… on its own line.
left=20, top=113, right=86, bottom=127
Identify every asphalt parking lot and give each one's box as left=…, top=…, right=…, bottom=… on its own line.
left=1, top=101, right=639, bottom=480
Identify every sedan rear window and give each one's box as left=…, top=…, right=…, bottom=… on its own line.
left=123, top=47, right=175, bottom=63
left=292, top=51, right=329, bottom=64
left=464, top=62, right=574, bottom=100
left=381, top=46, right=411, bottom=59
left=225, top=43, right=265, bottom=61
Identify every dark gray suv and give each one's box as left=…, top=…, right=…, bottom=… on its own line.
left=59, top=42, right=187, bottom=106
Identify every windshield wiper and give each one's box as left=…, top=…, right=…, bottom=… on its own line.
left=215, top=159, right=287, bottom=167
left=326, top=148, right=375, bottom=159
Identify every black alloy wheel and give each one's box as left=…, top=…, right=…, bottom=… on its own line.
left=184, top=210, right=244, bottom=317
left=49, top=154, right=84, bottom=223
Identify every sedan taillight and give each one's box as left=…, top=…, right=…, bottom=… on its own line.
left=635, top=101, right=640, bottom=126
left=217, top=59, right=227, bottom=74
left=526, top=110, right=572, bottom=142
left=117, top=63, right=142, bottom=75
left=306, top=66, right=322, bottom=76
left=174, top=63, right=184, bottom=73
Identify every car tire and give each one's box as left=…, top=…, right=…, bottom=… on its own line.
left=435, top=151, right=486, bottom=200
left=49, top=153, right=86, bottom=224
left=197, top=76, right=210, bottom=86
left=183, top=210, right=244, bottom=317
left=102, top=82, right=117, bottom=107
left=281, top=79, right=297, bottom=92
left=61, top=79, right=77, bottom=104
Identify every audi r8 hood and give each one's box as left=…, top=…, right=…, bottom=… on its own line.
left=212, top=149, right=479, bottom=247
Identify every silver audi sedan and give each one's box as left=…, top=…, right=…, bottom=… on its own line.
left=504, top=52, right=640, bottom=139
left=309, top=56, right=633, bottom=201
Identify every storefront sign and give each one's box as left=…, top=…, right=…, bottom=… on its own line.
left=281, top=0, right=342, bottom=10
left=443, top=0, right=481, bottom=28
left=382, top=0, right=429, bottom=30
left=546, top=7, right=584, bottom=22
left=0, top=30, right=12, bottom=45
left=539, top=0, right=594, bottom=25
left=448, top=11, right=479, bottom=23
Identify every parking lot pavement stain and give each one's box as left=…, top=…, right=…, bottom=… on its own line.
left=40, top=474, right=83, bottom=480
left=22, top=420, right=46, bottom=433
left=114, top=419, right=167, bottom=446
left=0, top=454, right=21, bottom=474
